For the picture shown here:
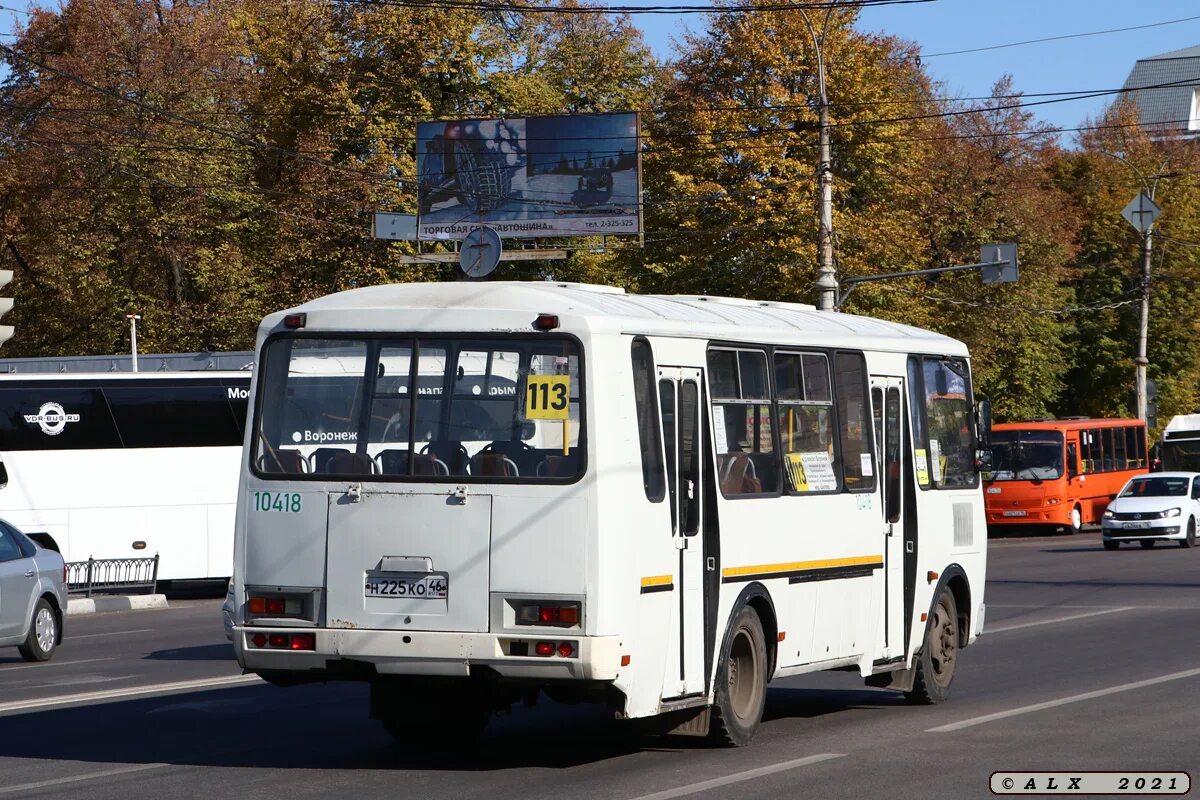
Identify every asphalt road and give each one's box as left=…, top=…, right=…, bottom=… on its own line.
left=1, top=533, right=1197, bottom=799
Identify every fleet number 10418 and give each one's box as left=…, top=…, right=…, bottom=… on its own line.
left=253, top=491, right=302, bottom=513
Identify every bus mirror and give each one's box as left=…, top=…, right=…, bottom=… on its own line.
left=974, top=448, right=993, bottom=472
left=976, top=397, right=992, bottom=447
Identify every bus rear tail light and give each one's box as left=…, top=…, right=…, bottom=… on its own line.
left=535, top=642, right=555, bottom=656
left=249, top=632, right=315, bottom=650
left=514, top=601, right=581, bottom=627
left=247, top=595, right=303, bottom=617
left=557, top=642, right=575, bottom=658
left=289, top=633, right=316, bottom=651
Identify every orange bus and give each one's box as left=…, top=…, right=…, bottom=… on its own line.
left=984, top=418, right=1148, bottom=533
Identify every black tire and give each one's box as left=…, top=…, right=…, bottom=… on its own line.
left=709, top=605, right=768, bottom=747
left=906, top=589, right=958, bottom=705
left=18, top=597, right=58, bottom=662
left=1181, top=518, right=1196, bottom=549
left=1140, top=539, right=1156, bottom=549
left=1103, top=539, right=1120, bottom=551
left=377, top=684, right=490, bottom=747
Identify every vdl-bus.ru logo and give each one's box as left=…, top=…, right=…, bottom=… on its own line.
left=23, top=401, right=81, bottom=436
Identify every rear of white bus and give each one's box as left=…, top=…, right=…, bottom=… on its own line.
left=231, top=311, right=620, bottom=740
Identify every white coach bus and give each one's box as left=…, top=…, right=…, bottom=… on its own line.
left=0, top=371, right=251, bottom=580
left=233, top=282, right=988, bottom=746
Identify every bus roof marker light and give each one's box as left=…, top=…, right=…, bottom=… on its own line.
left=533, top=313, right=559, bottom=331
left=283, top=313, right=307, bottom=329
left=927, top=571, right=939, bottom=583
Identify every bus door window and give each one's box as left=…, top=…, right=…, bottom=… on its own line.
left=1067, top=442, right=1079, bottom=480
left=679, top=381, right=701, bottom=536
left=659, top=380, right=678, bottom=529
left=884, top=387, right=902, bottom=524
left=1102, top=428, right=1115, bottom=471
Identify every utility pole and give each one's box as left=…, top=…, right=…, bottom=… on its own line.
left=126, top=313, right=142, bottom=373
left=1136, top=225, right=1152, bottom=422
left=799, top=2, right=844, bottom=311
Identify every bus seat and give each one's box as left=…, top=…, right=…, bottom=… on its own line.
left=470, top=453, right=519, bottom=477
left=267, top=448, right=307, bottom=474
left=310, top=447, right=350, bottom=473
left=482, top=440, right=538, bottom=474
left=422, top=440, right=469, bottom=474
left=413, top=454, right=449, bottom=476
left=536, top=455, right=575, bottom=478
left=376, top=449, right=410, bottom=475
left=719, top=452, right=761, bottom=495
left=324, top=451, right=375, bottom=475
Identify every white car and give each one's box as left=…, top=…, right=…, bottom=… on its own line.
left=1102, top=472, right=1200, bottom=550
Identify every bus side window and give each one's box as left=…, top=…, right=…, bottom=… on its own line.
left=1067, top=442, right=1078, bottom=479
left=835, top=351, right=876, bottom=492
left=707, top=348, right=780, bottom=497
left=631, top=339, right=665, bottom=503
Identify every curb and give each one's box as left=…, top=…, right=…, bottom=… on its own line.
left=67, top=594, right=169, bottom=616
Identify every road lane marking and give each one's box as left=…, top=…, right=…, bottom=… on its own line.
left=0, top=763, right=169, bottom=795
left=69, top=628, right=154, bottom=640
left=928, top=666, right=1200, bottom=733
left=627, top=753, right=846, bottom=800
left=986, top=606, right=1136, bottom=633
left=0, top=658, right=114, bottom=672
left=0, top=674, right=261, bottom=717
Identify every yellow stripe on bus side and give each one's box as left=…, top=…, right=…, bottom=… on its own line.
left=640, top=574, right=674, bottom=588
left=722, top=555, right=883, bottom=579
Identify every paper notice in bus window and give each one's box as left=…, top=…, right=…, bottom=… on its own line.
left=929, top=439, right=943, bottom=483
left=860, top=452, right=874, bottom=477
left=712, top=406, right=729, bottom=453
left=786, top=451, right=837, bottom=492
left=915, top=449, right=930, bottom=486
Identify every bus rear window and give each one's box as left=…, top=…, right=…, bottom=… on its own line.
left=253, top=336, right=583, bottom=482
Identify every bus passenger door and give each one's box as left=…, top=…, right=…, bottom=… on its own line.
left=871, top=377, right=906, bottom=658
left=658, top=367, right=706, bottom=698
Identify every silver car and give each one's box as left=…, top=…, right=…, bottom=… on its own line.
left=0, top=521, right=67, bottom=661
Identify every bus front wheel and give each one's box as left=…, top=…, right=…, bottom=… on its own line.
left=1068, top=505, right=1082, bottom=535
left=906, top=589, right=958, bottom=705
left=709, top=605, right=767, bottom=747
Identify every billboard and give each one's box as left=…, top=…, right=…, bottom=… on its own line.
left=416, top=112, right=641, bottom=241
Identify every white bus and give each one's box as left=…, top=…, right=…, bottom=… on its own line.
left=233, top=282, right=988, bottom=746
left=1161, top=414, right=1200, bottom=472
left=0, top=371, right=251, bottom=580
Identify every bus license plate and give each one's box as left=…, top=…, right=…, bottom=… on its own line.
left=1002, top=510, right=1027, bottom=517
left=1123, top=521, right=1151, bottom=530
left=365, top=574, right=448, bottom=600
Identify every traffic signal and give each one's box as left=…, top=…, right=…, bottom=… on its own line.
left=0, top=269, right=12, bottom=347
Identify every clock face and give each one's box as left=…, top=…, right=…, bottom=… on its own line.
left=460, top=227, right=502, bottom=278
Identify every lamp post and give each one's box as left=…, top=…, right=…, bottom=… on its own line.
left=799, top=2, right=852, bottom=311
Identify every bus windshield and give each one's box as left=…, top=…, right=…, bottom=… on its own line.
left=985, top=430, right=1064, bottom=481
left=1163, top=439, right=1200, bottom=472
left=1120, top=476, right=1189, bottom=497
left=253, top=335, right=583, bottom=481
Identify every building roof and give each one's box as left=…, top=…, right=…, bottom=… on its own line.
left=1122, top=45, right=1200, bottom=137
left=268, top=281, right=969, bottom=356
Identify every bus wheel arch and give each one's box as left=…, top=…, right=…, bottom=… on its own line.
left=939, top=567, right=972, bottom=648
left=723, top=583, right=779, bottom=679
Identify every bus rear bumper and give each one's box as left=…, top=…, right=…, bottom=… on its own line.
left=234, top=626, right=623, bottom=682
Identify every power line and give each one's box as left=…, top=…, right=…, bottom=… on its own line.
left=334, top=0, right=937, bottom=15
left=922, top=14, right=1200, bottom=59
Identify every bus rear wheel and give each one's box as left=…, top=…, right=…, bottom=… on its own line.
left=709, top=605, right=767, bottom=747
left=906, top=589, right=958, bottom=705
